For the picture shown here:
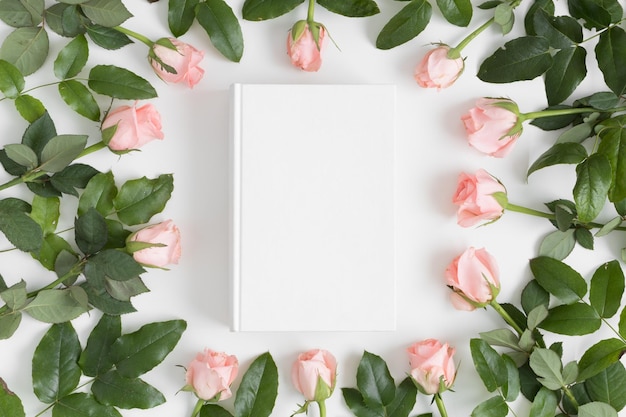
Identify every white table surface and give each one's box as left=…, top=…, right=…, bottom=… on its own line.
left=0, top=1, right=619, bottom=416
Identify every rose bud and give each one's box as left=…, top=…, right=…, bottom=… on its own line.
left=414, top=45, right=464, bottom=90
left=183, top=349, right=239, bottom=401
left=444, top=246, right=501, bottom=311
left=461, top=97, right=522, bottom=157
left=291, top=349, right=337, bottom=402
left=101, top=102, right=164, bottom=152
left=453, top=169, right=507, bottom=227
left=128, top=220, right=182, bottom=268
left=407, top=339, right=456, bottom=395
left=149, top=37, right=204, bottom=88
left=287, top=20, right=327, bottom=72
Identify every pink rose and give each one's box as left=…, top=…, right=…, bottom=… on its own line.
left=185, top=349, right=239, bottom=401
left=445, top=247, right=500, bottom=311
left=414, top=45, right=464, bottom=90
left=150, top=38, right=204, bottom=88
left=129, top=220, right=182, bottom=268
left=287, top=21, right=326, bottom=72
left=291, top=349, right=337, bottom=401
left=101, top=102, right=164, bottom=151
left=407, top=339, right=456, bottom=395
left=461, top=98, right=521, bottom=157
left=453, top=169, right=506, bottom=227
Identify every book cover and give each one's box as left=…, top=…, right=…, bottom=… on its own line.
left=230, top=84, right=396, bottom=331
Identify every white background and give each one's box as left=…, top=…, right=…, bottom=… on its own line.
left=0, top=1, right=622, bottom=416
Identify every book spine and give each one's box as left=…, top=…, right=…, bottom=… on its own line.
left=229, top=83, right=242, bottom=332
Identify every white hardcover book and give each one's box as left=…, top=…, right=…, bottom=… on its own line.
left=230, top=84, right=396, bottom=332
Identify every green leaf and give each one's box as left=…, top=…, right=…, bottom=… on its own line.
left=356, top=351, right=396, bottom=407
left=540, top=303, right=601, bottom=335
left=52, top=393, right=122, bottom=417
left=317, top=0, right=380, bottom=17
left=105, top=276, right=149, bottom=301
left=50, top=163, right=99, bottom=197
left=92, top=370, right=165, bottom=409
left=386, top=377, right=417, bottom=417
left=501, top=355, right=521, bottom=401
left=575, top=227, right=594, bottom=249
left=32, top=322, right=81, bottom=403
left=529, top=387, right=558, bottom=417
left=529, top=256, right=587, bottom=304
left=80, top=0, right=132, bottom=27
left=32, top=233, right=73, bottom=271
left=0, top=378, right=25, bottom=417
left=195, top=0, right=244, bottom=63
left=435, top=0, right=471, bottom=26
left=0, top=206, right=43, bottom=252
left=75, top=207, right=108, bottom=254
left=44, top=3, right=86, bottom=37
left=479, top=328, right=521, bottom=351
left=4, top=143, right=38, bottom=169
left=595, top=216, right=622, bottom=237
left=22, top=111, right=56, bottom=158
left=88, top=65, right=157, bottom=99
left=113, top=174, right=174, bottom=225
left=0, top=26, right=49, bottom=75
left=85, top=24, right=132, bottom=50
left=579, top=402, right=618, bottom=417
left=538, top=228, right=576, bottom=260
left=109, top=320, right=186, bottom=378
left=556, top=121, right=595, bottom=143
left=596, top=26, right=626, bottom=96
left=574, top=153, right=612, bottom=222
left=234, top=352, right=278, bottom=417
left=79, top=314, right=121, bottom=377
left=597, top=115, right=626, bottom=202
left=586, top=361, right=626, bottom=411
left=477, top=36, right=552, bottom=83
left=25, top=287, right=90, bottom=323
left=376, top=0, right=432, bottom=50
left=15, top=94, right=45, bottom=122
left=578, top=338, right=626, bottom=381
left=527, top=305, right=549, bottom=331
left=0, top=0, right=44, bottom=27
left=578, top=91, right=620, bottom=110
left=545, top=46, right=587, bottom=105
left=470, top=338, right=507, bottom=392
left=0, top=312, right=22, bottom=339
left=81, top=281, right=136, bottom=315
left=494, top=3, right=514, bottom=34
left=0, top=59, right=24, bottom=98
left=0, top=280, right=27, bottom=310
left=527, top=142, right=587, bottom=176
left=168, top=0, right=198, bottom=37
left=529, top=348, right=564, bottom=390
left=241, top=0, right=304, bottom=20
left=79, top=171, right=117, bottom=217
left=521, top=279, right=550, bottom=315
left=470, top=396, right=508, bottom=417
left=524, top=0, right=554, bottom=34
left=590, top=260, right=624, bottom=318
left=200, top=404, right=235, bottom=417
left=39, top=134, right=87, bottom=173
left=88, top=249, right=145, bottom=282
left=54, top=34, right=88, bottom=79
left=342, top=388, right=382, bottom=417
left=568, top=0, right=622, bottom=30
left=532, top=10, right=582, bottom=49
left=30, top=195, right=59, bottom=235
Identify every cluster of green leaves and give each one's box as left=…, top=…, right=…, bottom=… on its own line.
left=479, top=0, right=625, bottom=105
left=197, top=352, right=278, bottom=417
left=341, top=351, right=418, bottom=417
left=0, top=0, right=135, bottom=76
left=241, top=0, right=380, bottom=21
left=0, top=314, right=186, bottom=417
left=0, top=112, right=174, bottom=340
left=469, top=256, right=626, bottom=417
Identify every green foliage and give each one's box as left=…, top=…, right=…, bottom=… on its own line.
left=376, top=0, right=432, bottom=50
left=195, top=0, right=244, bottom=63
left=317, top=0, right=380, bottom=17
left=0, top=378, right=25, bottom=417
left=242, top=0, right=304, bottom=20
left=234, top=352, right=278, bottom=417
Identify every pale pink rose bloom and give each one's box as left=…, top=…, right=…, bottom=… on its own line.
left=453, top=169, right=506, bottom=227
left=445, top=247, right=500, bottom=311
left=287, top=24, right=326, bottom=72
left=150, top=38, right=204, bottom=88
left=291, top=349, right=337, bottom=401
left=461, top=98, right=521, bottom=157
left=130, top=220, right=182, bottom=268
left=102, top=103, right=164, bottom=151
left=185, top=349, right=239, bottom=401
left=407, top=339, right=456, bottom=394
left=414, top=45, right=464, bottom=90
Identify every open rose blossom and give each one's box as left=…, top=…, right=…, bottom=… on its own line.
left=102, top=102, right=164, bottom=151
left=291, top=349, right=337, bottom=402
left=453, top=169, right=506, bottom=227
left=407, top=339, right=456, bottom=394
left=287, top=21, right=327, bottom=72
left=445, top=246, right=500, bottom=311
left=129, top=220, right=181, bottom=268
left=185, top=349, right=239, bottom=401
left=414, top=45, right=464, bottom=89
left=461, top=98, right=521, bottom=157
left=150, top=38, right=204, bottom=88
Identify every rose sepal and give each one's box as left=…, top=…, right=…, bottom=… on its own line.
left=313, top=374, right=334, bottom=401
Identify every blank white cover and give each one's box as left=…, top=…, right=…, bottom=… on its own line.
left=230, top=84, right=396, bottom=331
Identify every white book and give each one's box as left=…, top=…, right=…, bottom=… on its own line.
left=229, top=84, right=396, bottom=332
